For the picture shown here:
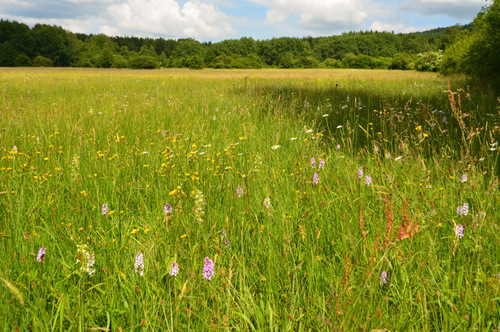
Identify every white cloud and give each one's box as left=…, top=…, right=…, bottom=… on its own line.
left=103, top=0, right=235, bottom=40
left=368, top=21, right=417, bottom=33
left=248, top=0, right=369, bottom=32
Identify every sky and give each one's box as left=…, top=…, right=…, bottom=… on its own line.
left=0, top=0, right=487, bottom=42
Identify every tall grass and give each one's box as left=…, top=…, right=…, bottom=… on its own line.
left=0, top=68, right=499, bottom=330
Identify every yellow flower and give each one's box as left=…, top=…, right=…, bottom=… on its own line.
left=144, top=228, right=151, bottom=234
left=181, top=234, right=187, bottom=238
left=131, top=229, right=138, bottom=234
left=415, top=125, right=422, bottom=131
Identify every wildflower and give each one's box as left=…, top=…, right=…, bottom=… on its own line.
left=365, top=174, right=372, bottom=186
left=264, top=197, right=271, bottom=209
left=135, top=252, right=144, bottom=276
left=385, top=152, right=391, bottom=159
left=194, top=189, right=205, bottom=222
left=319, top=159, right=325, bottom=170
left=460, top=174, right=467, bottom=183
left=37, top=246, right=46, bottom=263
left=222, top=229, right=230, bottom=248
left=457, top=203, right=469, bottom=216
left=380, top=271, right=387, bottom=285
left=271, top=145, right=280, bottom=150
left=77, top=245, right=95, bottom=276
left=169, top=261, right=179, bottom=277
left=346, top=95, right=350, bottom=102
left=443, top=116, right=447, bottom=123
left=357, top=167, right=363, bottom=179
left=102, top=203, right=108, bottom=215
left=237, top=186, right=243, bottom=198
left=311, top=157, right=316, bottom=168
left=13, top=146, right=18, bottom=153
left=202, top=257, right=215, bottom=280
left=456, top=224, right=464, bottom=239
left=336, top=144, right=341, bottom=149
left=374, top=145, right=379, bottom=153
left=164, top=203, right=173, bottom=216
left=313, top=172, right=319, bottom=185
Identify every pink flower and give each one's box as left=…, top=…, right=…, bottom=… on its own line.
left=37, top=246, right=46, bottom=263
left=313, top=172, right=319, bottom=185
left=202, top=257, right=214, bottom=280
left=169, top=261, right=179, bottom=277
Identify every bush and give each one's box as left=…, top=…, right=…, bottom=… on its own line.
left=112, top=55, right=128, bottom=68
left=389, top=53, right=413, bottom=70
left=186, top=55, right=204, bottom=70
left=234, top=54, right=263, bottom=69
left=32, top=56, right=54, bottom=67
left=129, top=56, right=158, bottom=69
left=212, top=55, right=236, bottom=69
left=296, top=56, right=319, bottom=68
left=15, top=54, right=31, bottom=67
left=413, top=51, right=443, bottom=72
left=278, top=52, right=295, bottom=68
left=320, top=58, right=343, bottom=68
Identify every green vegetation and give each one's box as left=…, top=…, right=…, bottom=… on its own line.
left=0, top=18, right=466, bottom=71
left=0, top=68, right=499, bottom=330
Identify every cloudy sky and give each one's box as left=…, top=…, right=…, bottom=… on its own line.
left=0, top=0, right=486, bottom=41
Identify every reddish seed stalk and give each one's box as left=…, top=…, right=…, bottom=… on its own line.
left=383, top=194, right=393, bottom=248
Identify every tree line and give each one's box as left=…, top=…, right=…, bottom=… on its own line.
left=0, top=0, right=498, bottom=84
left=0, top=20, right=453, bottom=70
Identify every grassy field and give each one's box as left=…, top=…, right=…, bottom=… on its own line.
left=0, top=67, right=499, bottom=331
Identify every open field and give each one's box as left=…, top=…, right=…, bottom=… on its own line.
left=0, top=68, right=499, bottom=330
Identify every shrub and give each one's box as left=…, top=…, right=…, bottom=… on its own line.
left=296, top=56, right=319, bottom=68
left=320, top=58, right=343, bottom=68
left=32, top=56, right=54, bottom=67
left=130, top=56, right=158, bottom=69
left=14, top=54, right=31, bottom=67
left=413, top=51, right=443, bottom=72
left=389, top=53, right=413, bottom=70
left=112, top=55, right=128, bottom=69
left=187, top=55, right=204, bottom=70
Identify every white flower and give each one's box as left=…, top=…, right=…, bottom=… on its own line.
left=271, top=145, right=280, bottom=150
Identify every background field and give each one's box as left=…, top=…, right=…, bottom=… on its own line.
left=0, top=68, right=499, bottom=331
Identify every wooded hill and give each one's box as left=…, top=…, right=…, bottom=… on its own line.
left=0, top=19, right=464, bottom=71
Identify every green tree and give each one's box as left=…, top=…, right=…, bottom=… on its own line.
left=186, top=55, right=204, bottom=69
left=463, top=0, right=500, bottom=84
left=31, top=24, right=76, bottom=66
left=0, top=41, right=17, bottom=66
left=389, top=52, right=414, bottom=70
left=278, top=52, right=295, bottom=68
left=98, top=46, right=114, bottom=68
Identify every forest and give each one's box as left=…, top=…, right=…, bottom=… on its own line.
left=0, top=0, right=499, bottom=83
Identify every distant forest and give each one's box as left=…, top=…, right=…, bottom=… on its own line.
left=0, top=19, right=464, bottom=71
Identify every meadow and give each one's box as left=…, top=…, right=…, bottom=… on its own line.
left=0, top=67, right=499, bottom=331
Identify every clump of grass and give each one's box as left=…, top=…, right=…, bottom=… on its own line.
left=0, top=68, right=498, bottom=330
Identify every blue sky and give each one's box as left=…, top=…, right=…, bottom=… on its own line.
left=0, top=0, right=487, bottom=41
